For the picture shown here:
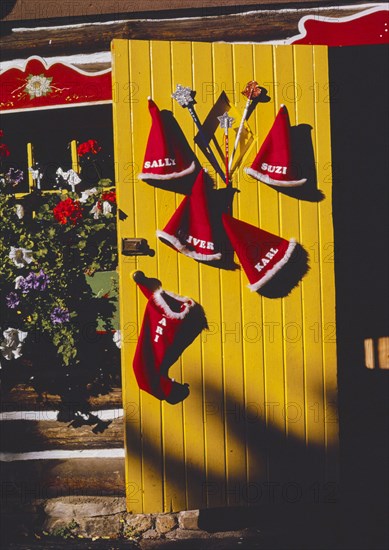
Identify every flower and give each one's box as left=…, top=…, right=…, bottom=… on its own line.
left=7, top=168, right=24, bottom=186
left=56, top=167, right=81, bottom=190
left=9, top=246, right=34, bottom=268
left=14, top=270, right=49, bottom=293
left=77, top=139, right=101, bottom=157
left=50, top=307, right=70, bottom=324
left=113, top=330, right=121, bottom=349
left=35, top=269, right=50, bottom=291
left=25, top=74, right=53, bottom=99
left=29, top=166, right=42, bottom=181
left=90, top=201, right=102, bottom=220
left=90, top=199, right=112, bottom=219
left=15, top=275, right=30, bottom=292
left=28, top=165, right=43, bottom=189
left=5, top=292, right=20, bottom=309
left=0, top=328, right=28, bottom=360
left=15, top=204, right=24, bottom=219
left=79, top=187, right=98, bottom=203
left=53, top=197, right=83, bottom=225
left=102, top=201, right=112, bottom=216
left=101, top=190, right=116, bottom=203
left=0, top=143, right=10, bottom=158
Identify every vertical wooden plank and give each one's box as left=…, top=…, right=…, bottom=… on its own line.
left=129, top=39, right=164, bottom=514
left=111, top=39, right=143, bottom=513
left=313, top=45, right=339, bottom=483
left=150, top=39, right=187, bottom=513
left=252, top=46, right=286, bottom=486
left=170, top=40, right=208, bottom=511
left=26, top=142, right=35, bottom=191
left=272, top=46, right=306, bottom=485
left=193, top=41, right=226, bottom=510
left=213, top=42, right=246, bottom=507
left=232, top=43, right=267, bottom=501
left=293, top=46, right=326, bottom=489
left=70, top=139, right=79, bottom=173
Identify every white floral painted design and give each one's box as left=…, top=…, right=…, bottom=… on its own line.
left=25, top=74, right=53, bottom=99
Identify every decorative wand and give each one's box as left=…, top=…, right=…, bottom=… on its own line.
left=228, top=80, right=261, bottom=172
left=217, top=112, right=234, bottom=187
left=172, top=84, right=225, bottom=182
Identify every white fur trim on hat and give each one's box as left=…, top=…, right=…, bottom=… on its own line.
left=156, top=230, right=222, bottom=262
left=152, top=288, right=195, bottom=319
left=245, top=167, right=306, bottom=187
left=138, top=161, right=196, bottom=181
left=248, top=239, right=297, bottom=291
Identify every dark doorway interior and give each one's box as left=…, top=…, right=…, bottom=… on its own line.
left=330, top=44, right=389, bottom=550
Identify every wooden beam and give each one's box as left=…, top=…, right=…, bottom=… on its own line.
left=0, top=4, right=379, bottom=60
left=0, top=458, right=125, bottom=496
left=0, top=385, right=122, bottom=412
left=0, top=417, right=124, bottom=452
left=1, top=0, right=369, bottom=22
left=364, top=337, right=389, bottom=370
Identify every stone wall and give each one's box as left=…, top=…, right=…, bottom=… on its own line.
left=2, top=496, right=250, bottom=543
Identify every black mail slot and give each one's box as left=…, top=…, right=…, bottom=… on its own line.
left=121, top=238, right=151, bottom=256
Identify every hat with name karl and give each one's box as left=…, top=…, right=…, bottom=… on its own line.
left=157, top=168, right=222, bottom=262
left=138, top=98, right=196, bottom=181
left=245, top=105, right=306, bottom=187
left=222, top=213, right=296, bottom=291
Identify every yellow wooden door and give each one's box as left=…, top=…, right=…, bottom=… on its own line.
left=111, top=39, right=338, bottom=514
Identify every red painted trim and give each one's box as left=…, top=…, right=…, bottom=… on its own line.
left=289, top=6, right=389, bottom=46
left=0, top=56, right=112, bottom=113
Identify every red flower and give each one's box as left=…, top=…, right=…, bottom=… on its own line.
left=0, top=143, right=10, bottom=158
left=0, top=130, right=4, bottom=137
left=53, top=197, right=83, bottom=225
left=77, top=139, right=102, bottom=157
left=101, top=190, right=116, bottom=203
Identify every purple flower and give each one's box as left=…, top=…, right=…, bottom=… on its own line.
left=25, top=272, right=39, bottom=289
left=15, top=275, right=31, bottom=293
left=5, top=292, right=20, bottom=309
left=36, top=269, right=49, bottom=291
left=51, top=307, right=70, bottom=324
left=15, top=270, right=49, bottom=293
left=6, top=168, right=24, bottom=186
left=25, top=269, right=49, bottom=291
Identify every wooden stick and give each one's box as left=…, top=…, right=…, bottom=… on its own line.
left=229, top=81, right=261, bottom=172
left=172, top=84, right=226, bottom=182
left=217, top=112, right=234, bottom=187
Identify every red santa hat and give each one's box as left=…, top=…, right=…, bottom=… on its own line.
left=138, top=98, right=196, bottom=181
left=222, top=213, right=296, bottom=291
left=245, top=105, right=306, bottom=187
left=156, top=168, right=222, bottom=262
left=133, top=285, right=196, bottom=401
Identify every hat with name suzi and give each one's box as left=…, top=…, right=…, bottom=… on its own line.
left=245, top=104, right=306, bottom=187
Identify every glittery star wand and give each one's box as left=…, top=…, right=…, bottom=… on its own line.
left=172, top=84, right=225, bottom=182
left=218, top=112, right=234, bottom=187
left=229, top=80, right=261, bottom=172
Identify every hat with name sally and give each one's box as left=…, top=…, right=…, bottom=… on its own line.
left=222, top=213, right=296, bottom=291
left=138, top=98, right=196, bottom=181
